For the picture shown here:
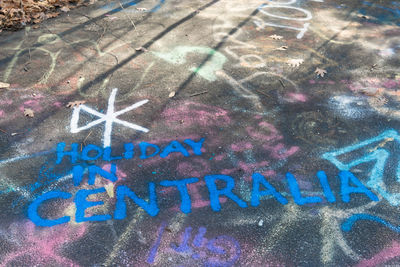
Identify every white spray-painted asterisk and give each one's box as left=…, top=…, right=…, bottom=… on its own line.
left=70, top=88, right=149, bottom=147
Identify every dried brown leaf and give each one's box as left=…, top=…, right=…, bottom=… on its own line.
left=46, top=12, right=60, bottom=18
left=357, top=14, right=370, bottom=19
left=60, top=6, right=70, bottom=12
left=24, top=108, right=34, bottom=117
left=275, top=46, right=288, bottom=51
left=359, top=87, right=380, bottom=96
left=135, top=47, right=148, bottom=52
left=269, top=34, right=283, bottom=40
left=315, top=68, right=327, bottom=77
left=66, top=100, right=86, bottom=108
left=287, top=59, right=304, bottom=67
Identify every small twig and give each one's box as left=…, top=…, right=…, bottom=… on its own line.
left=279, top=79, right=285, bottom=88
left=256, top=90, right=271, bottom=98
left=0, top=128, right=7, bottom=134
left=119, top=1, right=136, bottom=30
left=97, top=24, right=107, bottom=44
left=295, top=136, right=314, bottom=145
left=189, top=91, right=208, bottom=97
left=83, top=130, right=92, bottom=146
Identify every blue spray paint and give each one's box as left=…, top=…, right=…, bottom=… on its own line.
left=28, top=191, right=72, bottom=227
left=160, top=178, right=199, bottom=213
left=114, top=183, right=159, bottom=218
left=204, top=175, right=248, bottom=211
left=75, top=187, right=111, bottom=222
left=286, top=172, right=323, bottom=205
left=159, top=141, right=190, bottom=158
left=251, top=173, right=288, bottom=206
left=338, top=171, right=379, bottom=203
left=342, top=214, right=400, bottom=233
left=317, top=171, right=336, bottom=203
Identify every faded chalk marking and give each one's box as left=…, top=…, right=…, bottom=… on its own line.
left=104, top=209, right=144, bottom=266
left=323, top=130, right=400, bottom=206
left=153, top=46, right=227, bottom=81
left=254, top=0, right=313, bottom=39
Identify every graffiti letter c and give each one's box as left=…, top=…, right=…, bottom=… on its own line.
left=28, top=191, right=72, bottom=227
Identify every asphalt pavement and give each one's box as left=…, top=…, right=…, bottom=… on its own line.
left=1, top=0, right=400, bottom=266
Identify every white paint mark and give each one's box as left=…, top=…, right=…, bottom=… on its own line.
left=70, top=88, right=149, bottom=148
left=258, top=5, right=313, bottom=21
left=254, top=1, right=313, bottom=39
left=254, top=18, right=310, bottom=39
left=265, top=0, right=297, bottom=4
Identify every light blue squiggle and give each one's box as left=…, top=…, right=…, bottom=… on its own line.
left=322, top=129, right=400, bottom=206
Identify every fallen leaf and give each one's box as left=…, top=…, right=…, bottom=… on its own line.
left=359, top=87, right=379, bottom=96
left=24, top=108, right=34, bottom=117
left=0, top=82, right=10, bottom=88
left=168, top=91, right=176, bottom=98
left=270, top=34, right=283, bottom=40
left=370, top=64, right=378, bottom=71
left=66, top=100, right=86, bottom=108
left=369, top=95, right=388, bottom=106
left=357, top=14, right=370, bottom=19
left=135, top=47, right=148, bottom=52
left=60, top=6, right=70, bottom=12
left=287, top=59, right=304, bottom=67
left=315, top=68, right=327, bottom=77
left=46, top=12, right=60, bottom=18
left=136, top=7, right=147, bottom=11
left=275, top=46, right=288, bottom=51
